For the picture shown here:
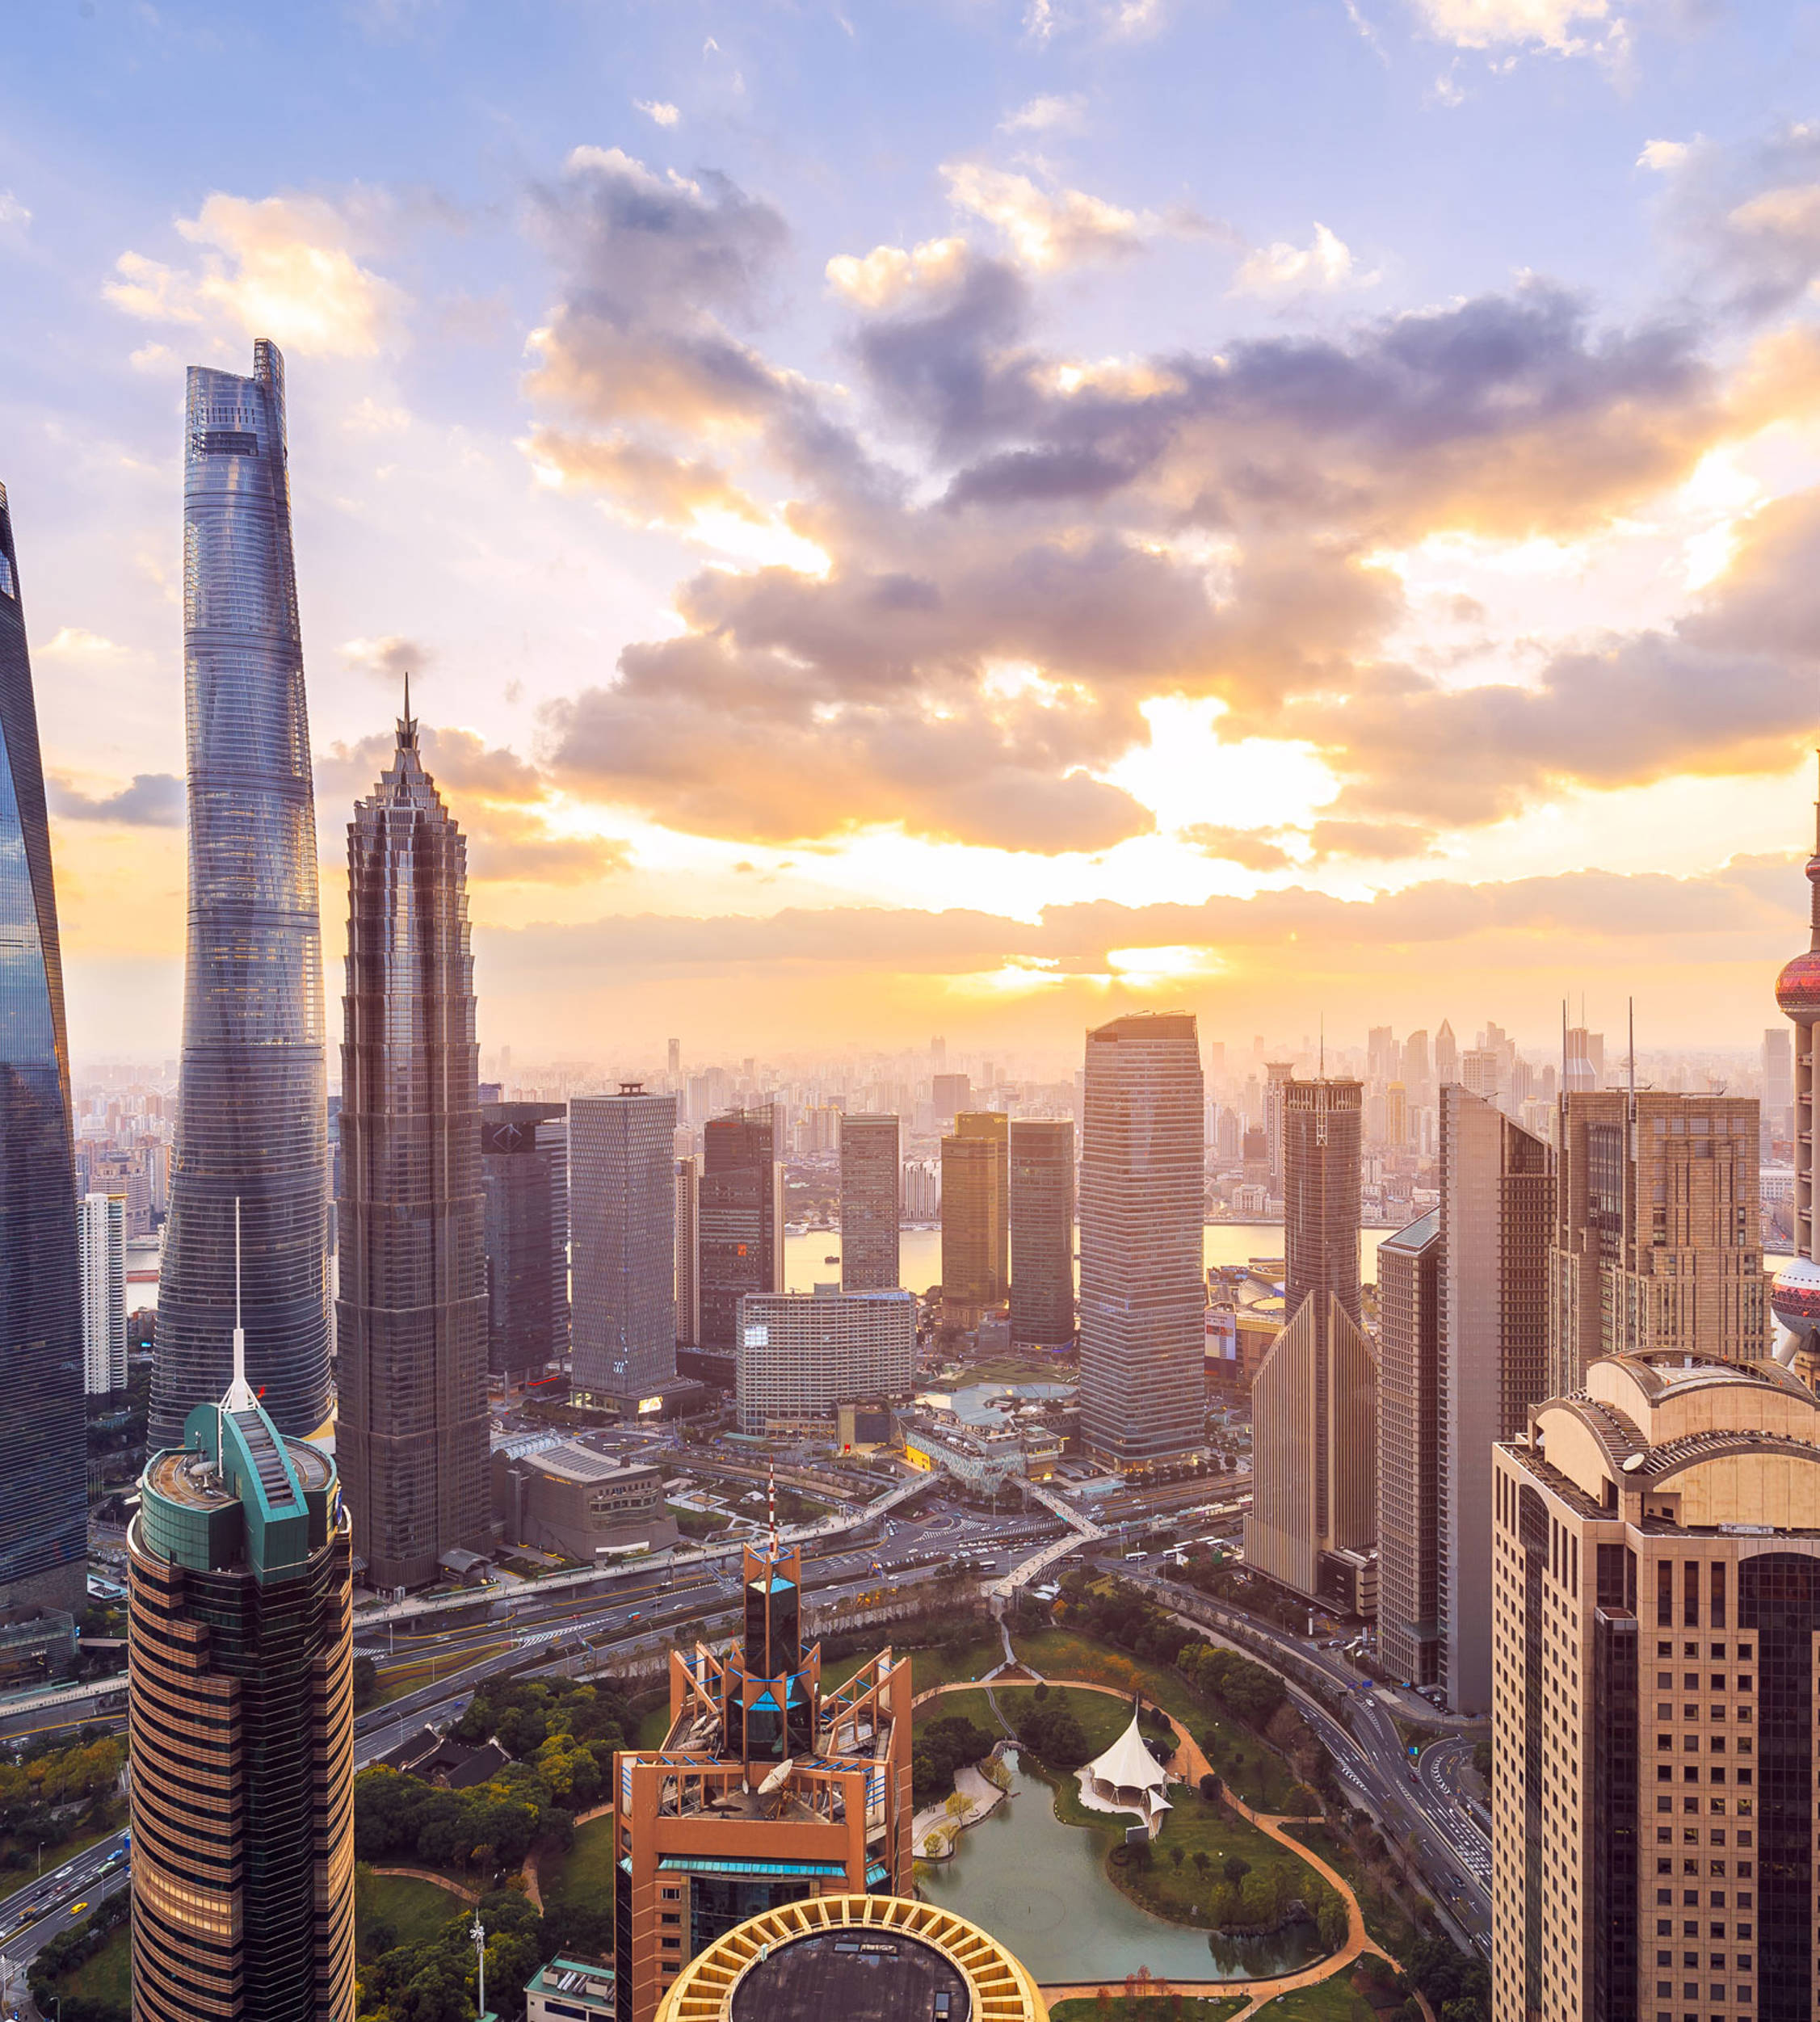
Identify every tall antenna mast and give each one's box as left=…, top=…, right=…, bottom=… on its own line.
left=767, top=1457, right=777, bottom=1558
left=224, top=1196, right=254, bottom=1411
left=1628, top=996, right=1637, bottom=1108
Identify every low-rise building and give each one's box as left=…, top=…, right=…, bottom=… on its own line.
left=527, top=1956, right=615, bottom=2022
left=736, top=1285, right=915, bottom=1437
left=491, top=1436, right=677, bottom=1562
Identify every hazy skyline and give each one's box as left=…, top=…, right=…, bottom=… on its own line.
left=7, top=2, right=1820, bottom=1057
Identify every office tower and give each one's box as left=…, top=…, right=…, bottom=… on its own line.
left=1383, top=1079, right=1408, bottom=1148
left=1434, top=1018, right=1458, bottom=1085
left=939, top=1112, right=1008, bottom=1327
left=78, top=1192, right=127, bottom=1397
left=839, top=1112, right=900, bottom=1292
left=157, top=341, right=330, bottom=1448
left=1551, top=1089, right=1768, bottom=1395
left=658, top=1896, right=1044, bottom=2022
left=1763, top=1026, right=1793, bottom=1147
left=696, top=1106, right=784, bottom=1378
left=931, top=1071, right=969, bottom=1125
left=1009, top=1117, right=1074, bottom=1348
left=612, top=1536, right=912, bottom=2022
left=1460, top=1047, right=1499, bottom=1099
left=334, top=706, right=489, bottom=1592
left=675, top=1154, right=700, bottom=1347
left=128, top=1362, right=354, bottom=2022
left=1773, top=784, right=1820, bottom=1363
left=735, top=1284, right=915, bottom=1435
left=1246, top=1078, right=1374, bottom=1605
left=1433, top=1086, right=1550, bottom=1712
left=571, top=1087, right=679, bottom=1410
left=0, top=481, right=87, bottom=1613
left=1078, top=1012, right=1205, bottom=1472
left=1366, top=1025, right=1397, bottom=1087
left=480, top=1102, right=570, bottom=1383
left=1376, top=1209, right=1441, bottom=1688
left=667, top=1036, right=680, bottom=1079
left=1490, top=1350, right=1820, bottom=2022
left=931, top=1034, right=946, bottom=1071
left=1402, top=1028, right=1431, bottom=1099
left=1263, top=1059, right=1293, bottom=1187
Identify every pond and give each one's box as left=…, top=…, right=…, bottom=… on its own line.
left=918, top=1751, right=1328, bottom=1985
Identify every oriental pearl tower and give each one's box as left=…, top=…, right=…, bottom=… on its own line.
left=1772, top=758, right=1820, bottom=1377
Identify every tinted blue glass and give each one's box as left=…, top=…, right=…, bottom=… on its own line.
left=0, top=481, right=90, bottom=1606
left=155, top=342, right=330, bottom=1445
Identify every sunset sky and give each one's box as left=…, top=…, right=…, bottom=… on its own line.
left=6, top=0, right=1820, bottom=1069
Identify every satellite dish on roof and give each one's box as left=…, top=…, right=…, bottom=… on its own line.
left=1621, top=1454, right=1646, bottom=1473
left=756, top=1758, right=795, bottom=1796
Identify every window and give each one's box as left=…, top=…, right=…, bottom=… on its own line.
left=0, top=553, right=13, bottom=597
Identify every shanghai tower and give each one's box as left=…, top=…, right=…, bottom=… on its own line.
left=0, top=482, right=88, bottom=1611
left=335, top=697, right=490, bottom=1591
left=154, top=341, right=331, bottom=1447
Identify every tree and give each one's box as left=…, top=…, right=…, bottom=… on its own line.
left=1192, top=1849, right=1210, bottom=1878
left=1199, top=1770, right=1222, bottom=1803
left=1284, top=1781, right=1321, bottom=1817
left=1222, top=1854, right=1250, bottom=1887
left=1169, top=1843, right=1184, bottom=1869
left=352, top=1654, right=379, bottom=1711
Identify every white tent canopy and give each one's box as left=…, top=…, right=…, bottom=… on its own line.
left=1078, top=1706, right=1172, bottom=1835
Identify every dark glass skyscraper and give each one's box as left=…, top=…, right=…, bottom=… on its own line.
left=481, top=1100, right=570, bottom=1382
left=335, top=706, right=489, bottom=1591
left=129, top=1367, right=355, bottom=2021
left=697, top=1105, right=783, bottom=1368
left=157, top=341, right=330, bottom=1447
left=0, top=481, right=87, bottom=1612
left=1009, top=1117, right=1074, bottom=1348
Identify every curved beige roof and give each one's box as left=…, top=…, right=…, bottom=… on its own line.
left=654, top=1892, right=1048, bottom=2022
left=1083, top=1709, right=1170, bottom=1797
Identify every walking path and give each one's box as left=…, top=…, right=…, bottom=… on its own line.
left=911, top=1675, right=1429, bottom=2018
left=368, top=1865, right=479, bottom=1904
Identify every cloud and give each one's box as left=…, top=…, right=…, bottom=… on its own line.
left=635, top=99, right=680, bottom=126
left=1404, top=0, right=1612, bottom=50
left=0, top=191, right=28, bottom=231
left=826, top=238, right=970, bottom=311
left=1000, top=94, right=1087, bottom=135
left=339, top=633, right=432, bottom=685
left=1180, top=825, right=1295, bottom=871
left=524, top=146, right=792, bottom=432
left=1638, top=138, right=1691, bottom=172
left=50, top=772, right=183, bottom=828
left=941, top=163, right=1155, bottom=271
left=104, top=191, right=406, bottom=356
left=1233, top=223, right=1378, bottom=301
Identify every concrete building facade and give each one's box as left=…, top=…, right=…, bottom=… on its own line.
left=1078, top=1012, right=1206, bottom=1473
left=491, top=1439, right=676, bottom=1560
left=78, top=1190, right=126, bottom=1396
left=1247, top=1078, right=1373, bottom=1604
left=736, top=1286, right=916, bottom=1436
left=1492, top=1351, right=1820, bottom=2022
left=839, top=1113, right=900, bottom=1293
left=1009, top=1118, right=1074, bottom=1350
left=1550, top=1090, right=1768, bottom=1396
left=611, top=1540, right=913, bottom=2022
left=1376, top=1209, right=1441, bottom=1688
left=940, top=1112, right=1008, bottom=1328
left=480, top=1101, right=570, bottom=1384
left=570, top=1088, right=679, bottom=1410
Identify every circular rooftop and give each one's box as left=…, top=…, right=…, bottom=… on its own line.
left=655, top=1895, right=1047, bottom=2022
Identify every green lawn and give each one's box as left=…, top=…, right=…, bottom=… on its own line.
left=914, top=1687, right=1004, bottom=1742
left=1011, top=1628, right=1298, bottom=1811
left=633, top=1700, right=673, bottom=1748
left=538, top=1813, right=616, bottom=1920
left=1281, top=1822, right=1417, bottom=1961
left=357, top=1871, right=467, bottom=1959
left=59, top=1919, right=132, bottom=2011
left=992, top=1684, right=1133, bottom=1757
left=1050, top=1999, right=1247, bottom=2021
left=1249, top=1971, right=1381, bottom=2020
left=902, top=1632, right=1005, bottom=1695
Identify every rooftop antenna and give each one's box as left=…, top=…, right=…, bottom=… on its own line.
left=1628, top=996, right=1637, bottom=1110
left=224, top=1196, right=254, bottom=1412
left=767, top=1456, right=777, bottom=1558
left=1318, top=1013, right=1325, bottom=1078
left=1560, top=998, right=1568, bottom=1093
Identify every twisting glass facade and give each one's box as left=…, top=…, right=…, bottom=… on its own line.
left=157, top=342, right=330, bottom=1447
left=334, top=707, right=489, bottom=1591
left=0, top=481, right=87, bottom=1610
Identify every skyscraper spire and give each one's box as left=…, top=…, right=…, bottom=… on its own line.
left=1771, top=757, right=1820, bottom=1370
left=157, top=340, right=330, bottom=1446
left=335, top=704, right=490, bottom=1590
